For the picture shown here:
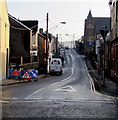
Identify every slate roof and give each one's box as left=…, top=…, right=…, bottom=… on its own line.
left=8, top=14, right=31, bottom=57
left=8, top=14, right=31, bottom=30
left=93, top=17, right=110, bottom=34
left=20, top=20, right=38, bottom=35
left=86, top=11, right=110, bottom=35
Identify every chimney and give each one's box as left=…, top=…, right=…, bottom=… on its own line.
left=39, top=28, right=43, bottom=34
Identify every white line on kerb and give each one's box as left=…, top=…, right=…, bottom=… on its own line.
left=84, top=58, right=98, bottom=94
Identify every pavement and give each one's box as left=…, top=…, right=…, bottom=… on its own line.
left=84, top=56, right=118, bottom=97
left=0, top=74, right=49, bottom=86
left=74, top=48, right=118, bottom=97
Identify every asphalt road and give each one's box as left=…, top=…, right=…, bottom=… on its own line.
left=1, top=49, right=118, bottom=119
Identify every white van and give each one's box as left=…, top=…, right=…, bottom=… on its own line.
left=49, top=58, right=63, bottom=75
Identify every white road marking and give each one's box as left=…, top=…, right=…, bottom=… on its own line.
left=25, top=52, right=75, bottom=99
left=55, top=85, right=76, bottom=92
left=25, top=87, right=45, bottom=99
left=1, top=97, right=18, bottom=100
left=51, top=82, right=60, bottom=86
left=0, top=100, right=10, bottom=103
left=83, top=56, right=102, bottom=96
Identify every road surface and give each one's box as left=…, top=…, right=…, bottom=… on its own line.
left=1, top=49, right=118, bottom=119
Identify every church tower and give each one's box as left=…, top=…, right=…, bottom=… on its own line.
left=84, top=10, right=95, bottom=56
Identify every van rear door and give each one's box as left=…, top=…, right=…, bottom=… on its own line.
left=49, top=58, right=62, bottom=73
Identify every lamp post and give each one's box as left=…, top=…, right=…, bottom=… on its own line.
left=54, top=22, right=66, bottom=48
left=100, top=26, right=108, bottom=86
left=73, top=34, right=75, bottom=48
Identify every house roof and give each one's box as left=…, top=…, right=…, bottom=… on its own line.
left=86, top=10, right=110, bottom=34
left=8, top=14, right=31, bottom=57
left=93, top=17, right=110, bottom=34
left=20, top=20, right=38, bottom=34
left=8, top=14, right=31, bottom=31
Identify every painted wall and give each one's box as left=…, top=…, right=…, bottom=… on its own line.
left=0, top=0, right=10, bottom=80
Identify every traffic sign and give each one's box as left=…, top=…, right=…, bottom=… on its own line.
left=21, top=70, right=31, bottom=79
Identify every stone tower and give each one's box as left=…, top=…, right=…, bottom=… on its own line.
left=84, top=10, right=96, bottom=57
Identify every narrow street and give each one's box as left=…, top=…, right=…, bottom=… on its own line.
left=1, top=49, right=118, bottom=119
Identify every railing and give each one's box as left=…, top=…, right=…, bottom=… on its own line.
left=9, top=56, right=38, bottom=65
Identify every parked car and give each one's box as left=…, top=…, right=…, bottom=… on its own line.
left=49, top=58, right=63, bottom=75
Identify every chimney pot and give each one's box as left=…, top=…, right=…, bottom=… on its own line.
left=39, top=28, right=43, bottom=34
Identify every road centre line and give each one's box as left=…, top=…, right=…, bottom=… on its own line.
left=51, top=82, right=60, bottom=86
left=25, top=52, right=75, bottom=99
left=62, top=53, right=74, bottom=82
left=25, top=87, right=45, bottom=99
left=48, top=53, right=75, bottom=86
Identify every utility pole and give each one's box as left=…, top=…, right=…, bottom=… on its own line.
left=45, top=13, right=49, bottom=76
left=73, top=34, right=75, bottom=48
left=56, top=34, right=58, bottom=55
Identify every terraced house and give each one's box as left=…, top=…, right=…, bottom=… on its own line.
left=109, top=0, right=118, bottom=79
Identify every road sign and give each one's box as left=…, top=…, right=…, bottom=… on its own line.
left=29, top=69, right=38, bottom=78
left=87, top=41, right=93, bottom=46
left=21, top=70, right=31, bottom=79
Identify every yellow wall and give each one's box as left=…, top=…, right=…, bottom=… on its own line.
left=0, top=0, right=10, bottom=80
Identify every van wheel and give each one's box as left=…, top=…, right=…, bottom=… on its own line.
left=60, top=70, right=62, bottom=75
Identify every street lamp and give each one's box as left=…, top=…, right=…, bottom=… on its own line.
left=54, top=22, right=66, bottom=50
left=100, top=26, right=108, bottom=86
left=57, top=34, right=68, bottom=47
left=49, top=22, right=66, bottom=32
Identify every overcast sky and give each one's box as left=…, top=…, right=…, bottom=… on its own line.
left=6, top=0, right=110, bottom=41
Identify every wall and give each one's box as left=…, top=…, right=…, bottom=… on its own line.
left=0, top=0, right=10, bottom=80
left=38, top=34, right=46, bottom=69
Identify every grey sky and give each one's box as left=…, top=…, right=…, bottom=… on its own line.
left=6, top=0, right=110, bottom=41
